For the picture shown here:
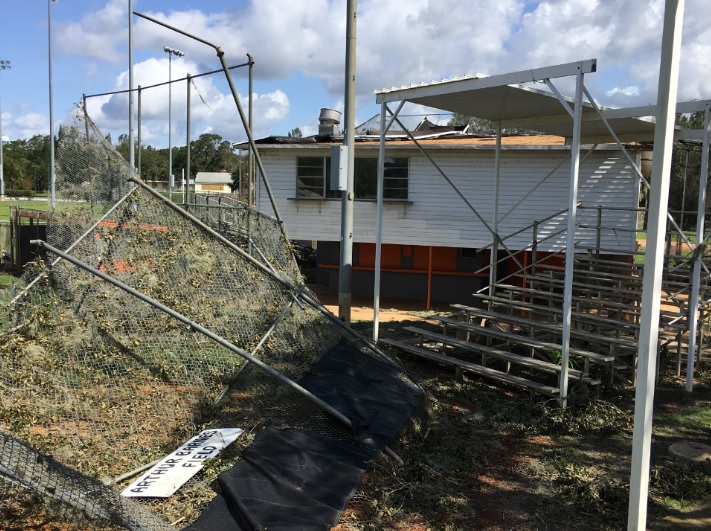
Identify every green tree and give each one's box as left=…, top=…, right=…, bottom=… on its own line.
left=669, top=111, right=708, bottom=231
left=449, top=113, right=540, bottom=136
left=189, top=133, right=238, bottom=177
left=288, top=127, right=303, bottom=138
left=3, top=135, right=50, bottom=191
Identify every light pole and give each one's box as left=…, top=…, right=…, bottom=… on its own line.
left=48, top=0, right=57, bottom=208
left=0, top=60, right=10, bottom=198
left=164, top=46, right=184, bottom=196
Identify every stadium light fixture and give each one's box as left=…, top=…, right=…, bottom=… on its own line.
left=164, top=46, right=185, bottom=196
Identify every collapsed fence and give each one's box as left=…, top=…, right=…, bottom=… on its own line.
left=0, top=107, right=427, bottom=529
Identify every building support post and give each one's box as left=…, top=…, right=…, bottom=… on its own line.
left=489, top=123, right=502, bottom=296
left=628, top=1, right=684, bottom=528
left=558, top=67, right=585, bottom=407
left=373, top=101, right=387, bottom=341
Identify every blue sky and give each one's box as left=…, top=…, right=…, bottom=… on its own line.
left=1, top=0, right=710, bottom=148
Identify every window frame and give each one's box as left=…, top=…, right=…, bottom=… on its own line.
left=295, top=155, right=409, bottom=201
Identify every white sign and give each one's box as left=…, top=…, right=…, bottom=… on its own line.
left=121, top=428, right=244, bottom=498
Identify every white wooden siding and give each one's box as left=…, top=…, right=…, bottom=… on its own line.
left=256, top=147, right=638, bottom=253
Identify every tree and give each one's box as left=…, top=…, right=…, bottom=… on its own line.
left=287, top=127, right=303, bottom=138
left=668, top=111, right=708, bottom=231
left=189, top=133, right=238, bottom=178
left=449, top=113, right=540, bottom=136
left=3, top=135, right=50, bottom=191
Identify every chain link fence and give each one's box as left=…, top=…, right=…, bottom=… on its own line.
left=0, top=106, right=427, bottom=529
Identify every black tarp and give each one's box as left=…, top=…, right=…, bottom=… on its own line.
left=185, top=339, right=424, bottom=531
left=298, top=338, right=425, bottom=453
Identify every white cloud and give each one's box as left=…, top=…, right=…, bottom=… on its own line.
left=13, top=113, right=49, bottom=141
left=55, top=0, right=128, bottom=65
left=20, top=0, right=711, bottom=143
left=606, top=86, right=640, bottom=98
left=83, top=55, right=291, bottom=147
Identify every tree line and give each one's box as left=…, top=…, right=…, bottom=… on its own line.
left=1, top=131, right=248, bottom=196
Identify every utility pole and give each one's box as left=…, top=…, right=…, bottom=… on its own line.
left=338, top=0, right=356, bottom=323
left=0, top=60, right=10, bottom=198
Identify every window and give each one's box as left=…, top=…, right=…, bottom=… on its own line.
left=296, top=157, right=339, bottom=198
left=354, top=157, right=409, bottom=200
left=296, top=156, right=409, bottom=200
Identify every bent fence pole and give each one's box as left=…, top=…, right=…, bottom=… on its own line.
left=30, top=239, right=403, bottom=465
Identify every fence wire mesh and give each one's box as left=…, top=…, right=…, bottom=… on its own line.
left=0, top=106, right=427, bottom=529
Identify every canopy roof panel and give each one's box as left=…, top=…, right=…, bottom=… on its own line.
left=375, top=59, right=659, bottom=143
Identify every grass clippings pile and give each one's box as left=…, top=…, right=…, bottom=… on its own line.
left=337, top=319, right=711, bottom=531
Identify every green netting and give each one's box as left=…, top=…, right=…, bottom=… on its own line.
left=0, top=106, right=426, bottom=529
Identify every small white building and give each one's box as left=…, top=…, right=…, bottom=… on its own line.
left=243, top=132, right=642, bottom=304
left=195, top=171, right=233, bottom=194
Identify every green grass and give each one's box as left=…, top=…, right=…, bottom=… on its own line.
left=0, top=273, right=18, bottom=289
left=0, top=199, right=51, bottom=222
left=654, top=403, right=711, bottom=439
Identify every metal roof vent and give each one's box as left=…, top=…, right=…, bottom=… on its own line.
left=319, top=108, right=341, bottom=135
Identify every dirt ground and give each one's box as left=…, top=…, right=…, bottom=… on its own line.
left=310, top=284, right=711, bottom=531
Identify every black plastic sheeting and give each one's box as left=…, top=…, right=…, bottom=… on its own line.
left=185, top=339, right=425, bottom=531
left=299, top=338, right=425, bottom=453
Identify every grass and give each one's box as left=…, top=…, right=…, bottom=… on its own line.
left=0, top=199, right=51, bottom=222
left=0, top=274, right=17, bottom=289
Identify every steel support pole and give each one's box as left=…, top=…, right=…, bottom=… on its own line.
left=128, top=0, right=135, bottom=171
left=48, top=0, right=56, bottom=208
left=685, top=103, right=710, bottom=392
left=185, top=74, right=191, bottom=204
left=558, top=68, right=585, bottom=407
left=168, top=53, right=173, bottom=194
left=137, top=86, right=142, bottom=175
left=247, top=53, right=254, bottom=207
left=338, top=0, right=357, bottom=323
left=628, top=1, right=684, bottom=528
left=0, top=66, right=6, bottom=198
left=489, top=123, right=502, bottom=296
left=31, top=239, right=358, bottom=435
left=373, top=101, right=387, bottom=341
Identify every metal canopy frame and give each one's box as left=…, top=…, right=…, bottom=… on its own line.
left=373, top=59, right=599, bottom=404
left=372, top=4, right=703, bottom=528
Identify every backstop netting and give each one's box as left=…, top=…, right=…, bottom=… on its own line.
left=0, top=106, right=426, bottom=529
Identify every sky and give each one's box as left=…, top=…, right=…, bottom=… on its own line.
left=0, top=0, right=710, bottom=149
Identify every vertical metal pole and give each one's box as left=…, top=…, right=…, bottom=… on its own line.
left=137, top=86, right=142, bottom=176
left=168, top=53, right=173, bottom=195
left=0, top=62, right=6, bottom=198
left=685, top=103, right=710, bottom=392
left=596, top=205, right=603, bottom=263
left=427, top=246, right=433, bottom=310
left=185, top=74, right=191, bottom=204
left=628, top=1, right=684, bottom=529
left=48, top=0, right=56, bottom=208
left=247, top=53, right=254, bottom=207
left=338, top=0, right=356, bottom=323
left=489, top=123, right=502, bottom=295
left=128, top=0, right=135, bottom=171
left=82, top=93, right=89, bottom=140
left=373, top=100, right=386, bottom=341
left=558, top=67, right=585, bottom=407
